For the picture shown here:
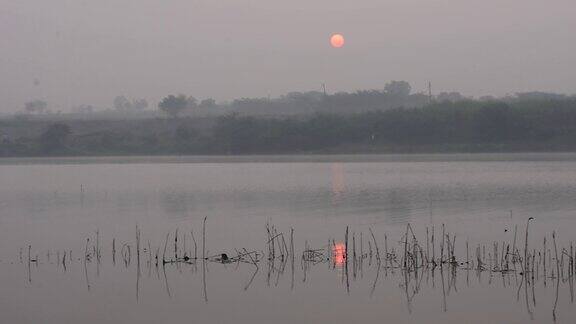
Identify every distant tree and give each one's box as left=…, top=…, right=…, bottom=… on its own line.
left=132, top=99, right=148, bottom=110
left=187, top=97, right=198, bottom=109
left=384, top=81, right=412, bottom=97
left=41, top=123, right=72, bottom=151
left=479, top=95, right=497, bottom=101
left=158, top=95, right=196, bottom=118
left=516, top=92, right=567, bottom=101
left=113, top=96, right=131, bottom=111
left=114, top=96, right=149, bottom=111
left=72, top=104, right=94, bottom=114
left=199, top=98, right=216, bottom=109
left=24, top=100, right=47, bottom=114
left=436, top=92, right=465, bottom=102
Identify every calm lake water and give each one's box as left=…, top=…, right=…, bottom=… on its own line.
left=2, top=153, right=576, bottom=323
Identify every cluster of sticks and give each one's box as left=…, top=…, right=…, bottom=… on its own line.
left=19, top=217, right=576, bottom=322
left=321, top=218, right=576, bottom=288
left=20, top=218, right=576, bottom=286
left=264, top=223, right=296, bottom=287
left=23, top=217, right=262, bottom=274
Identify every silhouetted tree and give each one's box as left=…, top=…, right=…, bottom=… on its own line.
left=199, top=98, right=216, bottom=109
left=24, top=100, right=47, bottom=114
left=114, top=96, right=148, bottom=111
left=384, top=81, right=412, bottom=97
left=132, top=99, right=148, bottom=110
left=516, top=92, right=566, bottom=101
left=186, top=97, right=198, bottom=110
left=113, top=96, right=131, bottom=111
left=436, top=92, right=465, bottom=102
left=72, top=104, right=94, bottom=114
left=159, top=95, right=196, bottom=118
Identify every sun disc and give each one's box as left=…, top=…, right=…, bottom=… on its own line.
left=330, top=34, right=345, bottom=48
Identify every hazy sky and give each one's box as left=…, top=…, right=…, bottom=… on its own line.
left=2, top=0, right=575, bottom=112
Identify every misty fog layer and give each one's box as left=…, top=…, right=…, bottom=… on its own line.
left=2, top=0, right=576, bottom=112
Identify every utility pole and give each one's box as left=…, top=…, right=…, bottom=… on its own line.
left=428, top=81, right=433, bottom=103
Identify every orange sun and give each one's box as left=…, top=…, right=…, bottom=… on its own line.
left=330, top=34, right=345, bottom=48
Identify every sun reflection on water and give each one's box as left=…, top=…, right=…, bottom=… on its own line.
left=333, top=242, right=346, bottom=267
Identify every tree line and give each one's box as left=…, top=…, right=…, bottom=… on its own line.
left=3, top=97, right=576, bottom=156
left=18, top=81, right=429, bottom=117
left=20, top=81, right=576, bottom=120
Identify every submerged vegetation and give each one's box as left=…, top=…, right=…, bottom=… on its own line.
left=3, top=96, right=576, bottom=156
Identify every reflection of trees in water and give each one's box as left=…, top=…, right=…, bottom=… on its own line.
left=156, top=186, right=415, bottom=223
left=156, top=181, right=576, bottom=225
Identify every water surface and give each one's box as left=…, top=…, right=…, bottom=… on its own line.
left=1, top=154, right=576, bottom=323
